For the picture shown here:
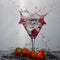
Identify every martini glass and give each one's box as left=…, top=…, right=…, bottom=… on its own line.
left=25, top=17, right=42, bottom=50
left=18, top=10, right=47, bottom=51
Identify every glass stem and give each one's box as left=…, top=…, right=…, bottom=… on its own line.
left=31, top=38, right=35, bottom=50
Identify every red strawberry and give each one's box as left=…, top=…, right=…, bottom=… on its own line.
left=22, top=48, right=29, bottom=55
left=15, top=47, right=22, bottom=55
left=29, top=50, right=36, bottom=58
left=36, top=50, right=46, bottom=59
left=31, top=29, right=38, bottom=37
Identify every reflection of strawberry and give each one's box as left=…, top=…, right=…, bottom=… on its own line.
left=15, top=47, right=22, bottom=55
left=31, top=29, right=38, bottom=37
left=22, top=48, right=29, bottom=55
left=36, top=50, right=45, bottom=59
left=29, top=50, right=36, bottom=58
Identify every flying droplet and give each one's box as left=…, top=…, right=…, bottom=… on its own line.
left=42, top=36, right=45, bottom=38
left=57, top=45, right=59, bottom=48
left=25, top=43, right=27, bottom=46
left=29, top=42, right=31, bottom=45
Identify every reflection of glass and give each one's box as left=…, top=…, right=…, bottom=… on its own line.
left=18, top=10, right=47, bottom=51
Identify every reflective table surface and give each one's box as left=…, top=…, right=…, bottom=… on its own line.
left=0, top=50, right=60, bottom=60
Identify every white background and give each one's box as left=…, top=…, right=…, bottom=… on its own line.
left=0, top=0, right=60, bottom=51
